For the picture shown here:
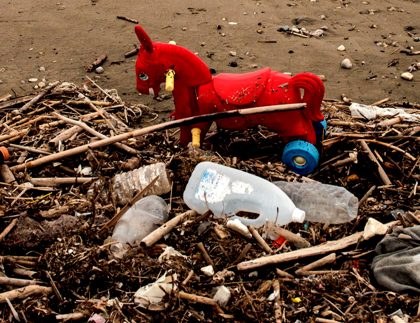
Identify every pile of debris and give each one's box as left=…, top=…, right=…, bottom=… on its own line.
left=0, top=81, right=418, bottom=322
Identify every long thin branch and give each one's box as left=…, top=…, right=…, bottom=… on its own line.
left=11, top=102, right=306, bottom=172
left=53, top=112, right=138, bottom=154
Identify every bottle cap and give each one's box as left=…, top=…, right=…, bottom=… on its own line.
left=0, top=147, right=10, bottom=163
left=291, top=208, right=305, bottom=223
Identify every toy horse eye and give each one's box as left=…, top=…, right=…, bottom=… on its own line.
left=138, top=73, right=149, bottom=81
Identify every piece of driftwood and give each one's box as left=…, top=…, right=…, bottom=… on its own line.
left=116, top=15, right=139, bottom=24
left=272, top=280, right=283, bottom=323
left=264, top=221, right=311, bottom=249
left=141, top=210, right=197, bottom=247
left=237, top=221, right=398, bottom=271
left=197, top=242, right=215, bottom=267
left=11, top=102, right=306, bottom=172
left=16, top=81, right=60, bottom=114
left=30, top=177, right=96, bottom=186
left=359, top=139, right=392, bottom=185
left=295, top=253, right=337, bottom=275
left=0, top=128, right=29, bottom=143
left=249, top=226, right=273, bottom=253
left=0, top=218, right=18, bottom=242
left=56, top=312, right=87, bottom=321
left=178, top=291, right=224, bottom=314
left=0, top=277, right=43, bottom=287
left=54, top=112, right=138, bottom=154
left=0, top=285, right=52, bottom=303
left=86, top=54, right=107, bottom=72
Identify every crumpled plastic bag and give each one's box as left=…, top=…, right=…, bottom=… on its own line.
left=349, top=102, right=420, bottom=122
left=371, top=225, right=420, bottom=293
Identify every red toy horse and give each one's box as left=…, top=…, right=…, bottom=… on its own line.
left=134, top=25, right=326, bottom=174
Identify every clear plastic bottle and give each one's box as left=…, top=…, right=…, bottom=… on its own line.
left=183, top=161, right=305, bottom=227
left=112, top=162, right=171, bottom=205
left=90, top=162, right=171, bottom=205
left=273, top=181, right=359, bottom=224
left=111, top=195, right=169, bottom=254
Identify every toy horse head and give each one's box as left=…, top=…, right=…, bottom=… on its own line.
left=134, top=25, right=212, bottom=97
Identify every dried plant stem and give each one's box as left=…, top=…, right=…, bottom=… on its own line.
left=53, top=112, right=138, bottom=154
left=17, top=81, right=60, bottom=114
left=249, top=226, right=273, bottom=253
left=0, top=285, right=52, bottom=303
left=359, top=140, right=392, bottom=185
left=0, top=277, right=43, bottom=287
left=0, top=218, right=18, bottom=242
left=141, top=210, right=196, bottom=247
left=197, top=242, right=215, bottom=267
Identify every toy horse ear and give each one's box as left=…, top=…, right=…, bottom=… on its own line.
left=135, top=25, right=154, bottom=53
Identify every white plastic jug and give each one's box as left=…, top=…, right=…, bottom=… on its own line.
left=183, top=162, right=305, bottom=227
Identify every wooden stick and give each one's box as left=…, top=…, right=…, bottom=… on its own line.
left=360, top=139, right=416, bottom=161
left=0, top=285, right=52, bottom=303
left=56, top=313, right=86, bottom=321
left=264, top=221, right=311, bottom=249
left=359, top=140, right=392, bottom=185
left=197, top=242, right=215, bottom=268
left=53, top=112, right=138, bottom=154
left=178, top=290, right=219, bottom=307
left=8, top=143, right=51, bottom=155
left=0, top=95, right=34, bottom=110
left=0, top=276, right=43, bottom=287
left=39, top=205, right=70, bottom=219
left=49, top=125, right=82, bottom=147
left=0, top=218, right=18, bottom=242
left=232, top=243, right=252, bottom=264
left=237, top=221, right=398, bottom=271
left=5, top=297, right=20, bottom=321
left=12, top=268, right=37, bottom=279
left=30, top=177, right=96, bottom=186
left=141, top=210, right=196, bottom=247
left=182, top=270, right=195, bottom=286
left=11, top=102, right=306, bottom=172
left=0, top=128, right=29, bottom=143
left=249, top=226, right=273, bottom=253
left=272, top=280, right=283, bottom=323
left=17, top=81, right=60, bottom=113
left=295, top=253, right=336, bottom=275
left=276, top=268, right=294, bottom=279
left=359, top=185, right=376, bottom=205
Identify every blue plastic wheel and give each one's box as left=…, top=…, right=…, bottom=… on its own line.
left=313, top=119, right=327, bottom=143
left=282, top=140, right=320, bottom=175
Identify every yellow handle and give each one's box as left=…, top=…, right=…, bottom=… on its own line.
left=165, top=69, right=175, bottom=92
left=191, top=128, right=201, bottom=148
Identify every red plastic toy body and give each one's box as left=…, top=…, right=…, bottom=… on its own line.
left=134, top=25, right=326, bottom=174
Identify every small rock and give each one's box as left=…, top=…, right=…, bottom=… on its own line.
left=28, top=78, right=38, bottom=83
left=337, top=45, right=346, bottom=51
left=39, top=66, right=46, bottom=72
left=249, top=271, right=258, bottom=278
left=95, top=66, right=104, bottom=74
left=0, top=80, right=3, bottom=84
left=401, top=72, right=413, bottom=81
left=320, top=15, right=327, bottom=20
left=33, top=85, right=39, bottom=90
left=213, top=286, right=231, bottom=306
left=201, top=265, right=214, bottom=277
left=256, top=29, right=263, bottom=34
left=229, top=51, right=237, bottom=56
left=200, top=42, right=206, bottom=46
left=311, top=29, right=324, bottom=37
left=341, top=58, right=353, bottom=69
left=181, top=27, right=187, bottom=31
left=250, top=64, right=258, bottom=69
left=38, top=81, right=46, bottom=88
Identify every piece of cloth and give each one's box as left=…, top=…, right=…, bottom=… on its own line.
left=371, top=225, right=420, bottom=293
